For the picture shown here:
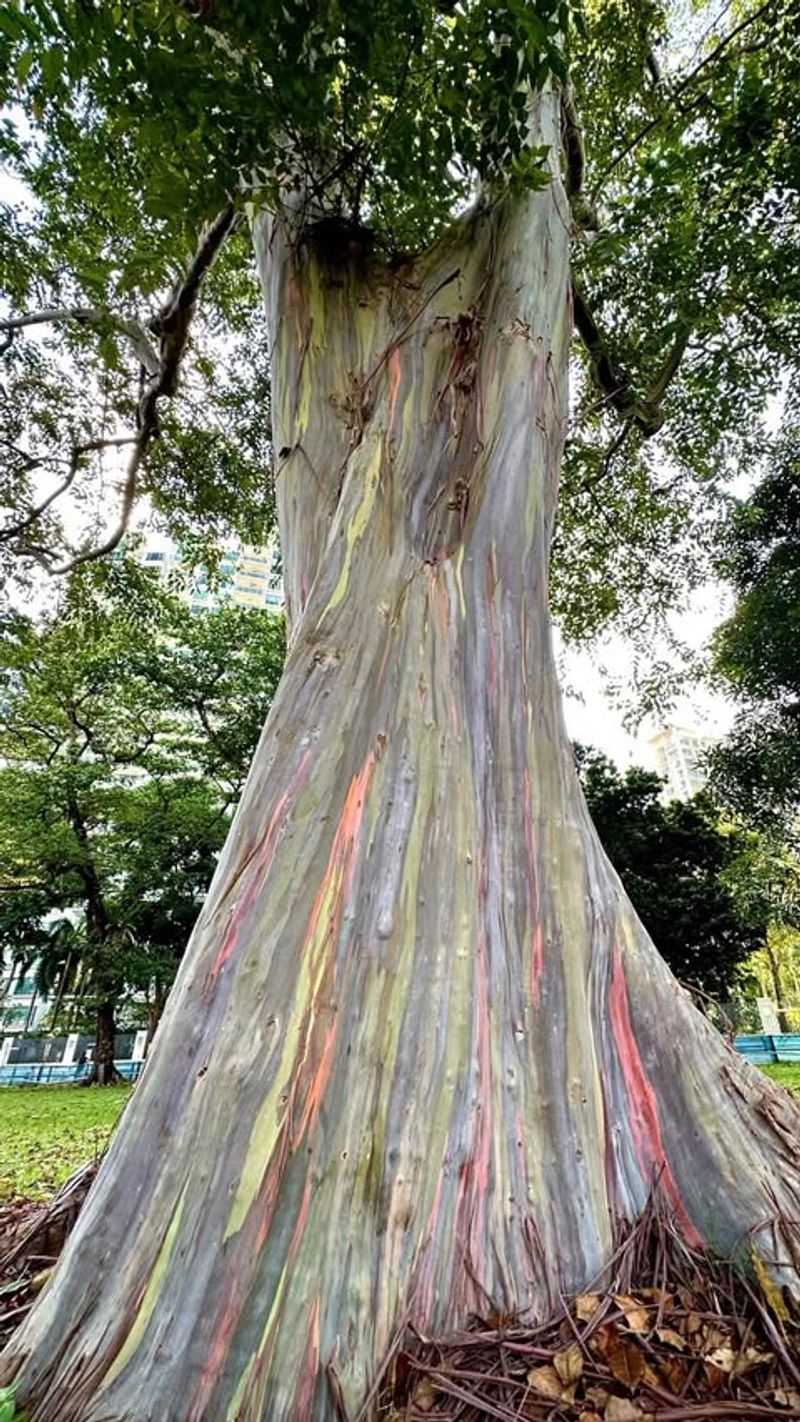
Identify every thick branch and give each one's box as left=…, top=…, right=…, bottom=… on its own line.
left=0, top=307, right=160, bottom=376
left=572, top=280, right=691, bottom=439
left=561, top=88, right=599, bottom=231
left=149, top=204, right=239, bottom=397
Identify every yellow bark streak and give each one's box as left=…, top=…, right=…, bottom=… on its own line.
left=101, top=1186, right=187, bottom=1390
left=325, top=440, right=383, bottom=615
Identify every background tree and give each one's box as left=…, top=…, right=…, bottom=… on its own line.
left=737, top=923, right=800, bottom=1032
left=2, top=2, right=800, bottom=1419
left=720, top=834, right=800, bottom=1030
left=577, top=747, right=766, bottom=1001
left=709, top=414, right=800, bottom=834
left=0, top=585, right=284, bottom=1080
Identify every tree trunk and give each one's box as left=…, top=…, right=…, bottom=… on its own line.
left=765, top=940, right=791, bottom=1033
left=4, top=93, right=800, bottom=1422
left=89, top=998, right=120, bottom=1087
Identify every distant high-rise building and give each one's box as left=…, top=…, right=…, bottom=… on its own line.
left=138, top=542, right=284, bottom=614
left=0, top=960, right=48, bottom=1033
left=647, top=723, right=718, bottom=802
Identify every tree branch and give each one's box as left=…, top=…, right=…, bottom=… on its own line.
left=561, top=88, right=599, bottom=231
left=592, top=0, right=778, bottom=197
left=572, top=280, right=691, bottom=439
left=0, top=437, right=138, bottom=547
left=49, top=204, right=238, bottom=575
left=571, top=280, right=638, bottom=425
left=0, top=307, right=160, bottom=376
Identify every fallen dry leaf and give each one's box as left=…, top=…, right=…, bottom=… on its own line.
left=602, top=1330, right=646, bottom=1391
left=656, top=1326, right=686, bottom=1351
left=685, top=1311, right=702, bottom=1335
left=774, top=1387, right=800, bottom=1408
left=605, top=1397, right=653, bottom=1421
left=527, top=1364, right=563, bottom=1400
left=704, top=1362, right=727, bottom=1392
left=586, top=1384, right=610, bottom=1408
left=614, top=1294, right=651, bottom=1333
left=642, top=1363, right=662, bottom=1391
left=702, top=1324, right=731, bottom=1352
left=659, top=1355, right=689, bottom=1393
left=576, top=1292, right=601, bottom=1321
left=412, top=1377, right=436, bottom=1412
left=754, top=1252, right=791, bottom=1323
left=706, top=1344, right=773, bottom=1376
left=554, top=1342, right=584, bottom=1385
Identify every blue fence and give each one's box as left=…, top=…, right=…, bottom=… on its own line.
left=734, top=1033, right=800, bottom=1065
left=0, top=1059, right=144, bottom=1086
left=0, top=1038, right=796, bottom=1084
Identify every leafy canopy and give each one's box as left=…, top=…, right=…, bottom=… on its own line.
left=1, top=0, right=799, bottom=650
left=709, top=415, right=800, bottom=832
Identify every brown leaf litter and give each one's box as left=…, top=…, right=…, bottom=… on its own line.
left=367, top=1195, right=800, bottom=1421
left=2, top=1170, right=800, bottom=1422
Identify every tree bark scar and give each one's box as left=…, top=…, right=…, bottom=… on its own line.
left=608, top=946, right=703, bottom=1247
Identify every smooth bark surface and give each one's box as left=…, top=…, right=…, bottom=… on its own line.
left=4, top=94, right=800, bottom=1421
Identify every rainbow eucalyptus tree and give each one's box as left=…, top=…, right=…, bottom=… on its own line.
left=2, top=0, right=800, bottom=1417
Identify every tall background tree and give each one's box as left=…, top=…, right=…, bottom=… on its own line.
left=0, top=585, right=284, bottom=1080
left=709, top=413, right=800, bottom=835
left=577, top=746, right=767, bottom=1002
left=1, top=1, right=800, bottom=1419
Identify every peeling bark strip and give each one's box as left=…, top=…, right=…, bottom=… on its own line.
left=4, top=91, right=800, bottom=1422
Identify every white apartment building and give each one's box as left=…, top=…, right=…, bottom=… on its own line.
left=139, top=543, right=284, bottom=614
left=647, top=723, right=718, bottom=802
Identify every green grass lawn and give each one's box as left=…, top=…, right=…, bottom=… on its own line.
left=0, top=1062, right=798, bottom=1208
left=0, top=1086, right=130, bottom=1202
left=762, top=1061, right=800, bottom=1092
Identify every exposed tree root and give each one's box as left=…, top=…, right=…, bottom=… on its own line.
left=370, top=1191, right=800, bottom=1422
left=0, top=1165, right=97, bottom=1351
left=2, top=1171, right=800, bottom=1420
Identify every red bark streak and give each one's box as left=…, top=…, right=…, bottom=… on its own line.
left=189, top=1132, right=291, bottom=1420
left=609, top=947, right=703, bottom=1246
left=292, top=1008, right=338, bottom=1146
left=191, top=759, right=377, bottom=1416
left=388, top=348, right=402, bottom=432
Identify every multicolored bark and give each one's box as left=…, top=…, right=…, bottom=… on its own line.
left=4, top=92, right=800, bottom=1422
